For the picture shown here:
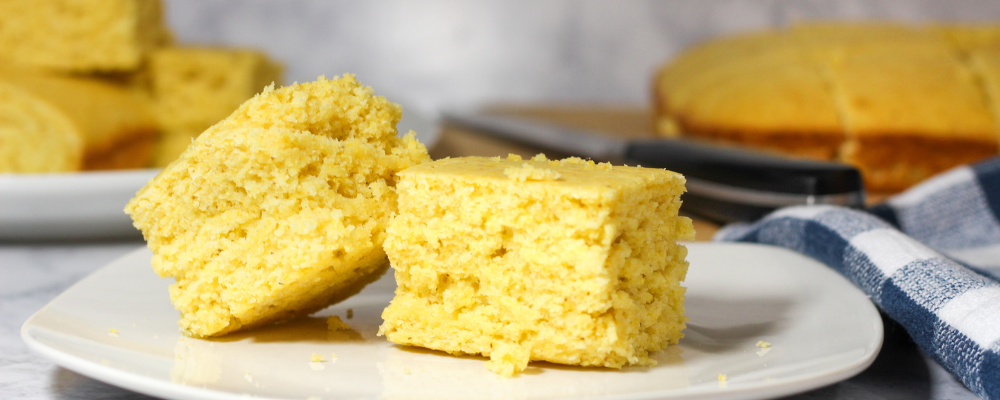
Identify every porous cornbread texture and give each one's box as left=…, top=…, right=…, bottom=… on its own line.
left=0, top=65, right=156, bottom=172
left=125, top=75, right=430, bottom=337
left=379, top=155, right=695, bottom=377
left=654, top=22, right=1000, bottom=193
left=0, top=0, right=169, bottom=72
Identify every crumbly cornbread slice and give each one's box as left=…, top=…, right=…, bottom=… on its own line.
left=379, top=155, right=694, bottom=377
left=0, top=0, right=169, bottom=72
left=825, top=42, right=998, bottom=192
left=125, top=75, right=430, bottom=337
left=0, top=65, right=156, bottom=172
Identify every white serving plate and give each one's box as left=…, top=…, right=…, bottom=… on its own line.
left=22, top=242, right=882, bottom=400
left=0, top=108, right=439, bottom=241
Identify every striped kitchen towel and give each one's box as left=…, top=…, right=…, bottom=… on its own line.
left=716, top=157, right=1000, bottom=400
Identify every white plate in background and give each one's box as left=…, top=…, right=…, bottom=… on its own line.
left=0, top=108, right=440, bottom=241
left=22, top=243, right=882, bottom=400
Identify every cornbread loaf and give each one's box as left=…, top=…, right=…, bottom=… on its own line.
left=379, top=154, right=694, bottom=376
left=654, top=23, right=1000, bottom=193
left=0, top=0, right=169, bottom=72
left=146, top=47, right=284, bottom=166
left=0, top=65, right=156, bottom=173
left=125, top=75, right=430, bottom=337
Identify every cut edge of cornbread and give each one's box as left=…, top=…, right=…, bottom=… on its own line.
left=379, top=154, right=694, bottom=377
left=126, top=75, right=430, bottom=337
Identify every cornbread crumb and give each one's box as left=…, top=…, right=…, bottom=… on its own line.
left=379, top=156, right=694, bottom=376
left=108, top=328, right=119, bottom=337
left=506, top=153, right=522, bottom=161
left=326, top=316, right=351, bottom=332
left=125, top=75, right=430, bottom=338
left=756, top=340, right=771, bottom=348
left=244, top=372, right=253, bottom=383
left=484, top=342, right=532, bottom=378
left=310, top=353, right=324, bottom=362
left=331, top=352, right=338, bottom=359
left=503, top=163, right=561, bottom=181
left=719, top=374, right=727, bottom=382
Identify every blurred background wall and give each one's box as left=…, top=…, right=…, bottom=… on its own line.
left=165, top=0, right=1000, bottom=112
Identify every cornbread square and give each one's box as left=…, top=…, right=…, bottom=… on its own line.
left=379, top=155, right=695, bottom=377
left=0, top=65, right=156, bottom=172
left=148, top=47, right=284, bottom=133
left=126, top=75, right=429, bottom=337
left=0, top=0, right=169, bottom=72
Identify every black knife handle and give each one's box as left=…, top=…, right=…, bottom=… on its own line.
left=624, top=139, right=864, bottom=196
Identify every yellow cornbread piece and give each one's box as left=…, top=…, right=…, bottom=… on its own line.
left=0, top=65, right=156, bottom=173
left=379, top=155, right=695, bottom=377
left=326, top=316, right=351, bottom=332
left=146, top=47, right=284, bottom=166
left=126, top=75, right=430, bottom=337
left=0, top=0, right=169, bottom=72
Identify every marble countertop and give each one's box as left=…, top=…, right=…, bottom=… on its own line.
left=0, top=240, right=984, bottom=400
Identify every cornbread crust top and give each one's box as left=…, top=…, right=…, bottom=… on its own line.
left=126, top=75, right=429, bottom=338
left=379, top=155, right=694, bottom=376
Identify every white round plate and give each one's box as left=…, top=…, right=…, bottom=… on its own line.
left=0, top=109, right=439, bottom=241
left=22, top=242, right=882, bottom=400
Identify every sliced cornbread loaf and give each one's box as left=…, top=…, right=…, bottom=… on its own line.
left=0, top=0, right=169, bottom=72
left=654, top=22, right=1000, bottom=193
left=673, top=52, right=842, bottom=160
left=828, top=42, right=997, bottom=192
left=0, top=65, right=156, bottom=172
left=379, top=155, right=694, bottom=376
left=125, top=75, right=429, bottom=337
left=146, top=47, right=283, bottom=166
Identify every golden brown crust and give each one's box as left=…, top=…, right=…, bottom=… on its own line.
left=843, top=135, right=998, bottom=192
left=82, top=128, right=156, bottom=170
left=652, top=23, right=1000, bottom=193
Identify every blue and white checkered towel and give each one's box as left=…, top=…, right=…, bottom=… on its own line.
left=717, top=157, right=1000, bottom=400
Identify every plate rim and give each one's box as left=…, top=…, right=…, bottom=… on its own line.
left=22, top=242, right=883, bottom=400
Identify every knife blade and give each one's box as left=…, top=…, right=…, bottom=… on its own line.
left=442, top=111, right=866, bottom=223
